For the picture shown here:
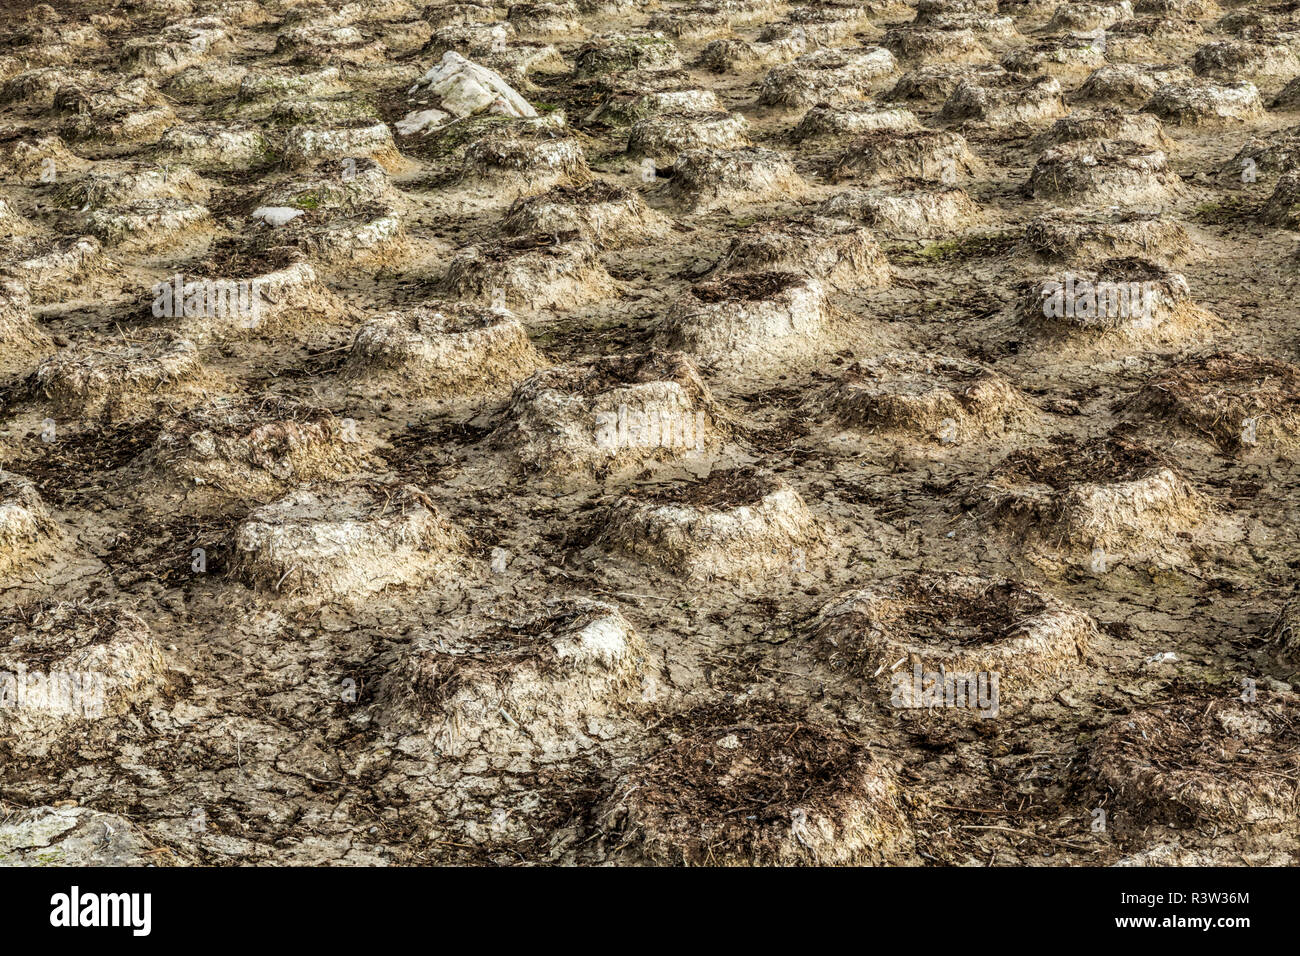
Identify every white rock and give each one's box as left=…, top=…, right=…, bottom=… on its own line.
left=251, top=206, right=304, bottom=226
left=395, top=108, right=451, bottom=135
left=0, top=806, right=157, bottom=866
left=408, top=51, right=536, bottom=121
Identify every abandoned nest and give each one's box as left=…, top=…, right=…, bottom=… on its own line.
left=811, top=571, right=1097, bottom=688
left=376, top=597, right=646, bottom=757
left=599, top=466, right=821, bottom=581
left=828, top=351, right=1037, bottom=442
left=1119, top=352, right=1300, bottom=451
left=1090, top=692, right=1300, bottom=827
left=346, top=302, right=542, bottom=396
left=601, top=705, right=908, bottom=865
left=977, top=435, right=1206, bottom=562
left=146, top=395, right=371, bottom=502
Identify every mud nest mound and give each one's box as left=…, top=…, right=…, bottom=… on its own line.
left=661, top=271, right=832, bottom=371
left=155, top=123, right=273, bottom=171
left=1190, top=35, right=1300, bottom=82
left=1090, top=693, right=1300, bottom=827
left=811, top=571, right=1096, bottom=689
left=33, top=334, right=213, bottom=422
left=828, top=351, right=1036, bottom=442
left=712, top=216, right=890, bottom=292
left=1104, top=15, right=1207, bottom=62
left=54, top=79, right=176, bottom=145
left=1032, top=108, right=1168, bottom=150
left=914, top=0, right=1001, bottom=19
left=441, top=235, right=616, bottom=310
left=165, top=242, right=346, bottom=341
left=1267, top=594, right=1300, bottom=671
left=1261, top=168, right=1300, bottom=229
left=491, top=350, right=727, bottom=481
left=255, top=157, right=398, bottom=215
left=1026, top=140, right=1183, bottom=205
left=1044, top=1, right=1135, bottom=32
left=655, top=147, right=808, bottom=213
left=232, top=482, right=467, bottom=603
left=460, top=126, right=591, bottom=192
left=756, top=47, right=898, bottom=109
left=1142, top=80, right=1265, bottom=125
left=600, top=467, right=821, bottom=581
left=938, top=73, right=1067, bottom=126
left=1134, top=0, right=1218, bottom=14
left=146, top=395, right=371, bottom=503
left=978, top=435, right=1205, bottom=564
left=1120, top=352, right=1300, bottom=452
left=346, top=302, right=542, bottom=396
left=884, top=26, right=991, bottom=64
left=1072, top=62, right=1193, bottom=107
left=86, top=198, right=212, bottom=250
left=1023, top=259, right=1210, bottom=338
left=376, top=597, right=645, bottom=758
left=1023, top=212, right=1193, bottom=265
left=830, top=129, right=979, bottom=185
left=626, top=111, right=752, bottom=162
left=500, top=179, right=671, bottom=248
left=601, top=707, right=908, bottom=865
left=57, top=163, right=210, bottom=211
left=1274, top=74, right=1300, bottom=109
left=792, top=103, right=920, bottom=141
left=1000, top=37, right=1107, bottom=76
left=572, top=31, right=683, bottom=78
left=1224, top=125, right=1300, bottom=183
left=0, top=470, right=60, bottom=582
left=0, top=280, right=53, bottom=378
left=646, top=8, right=731, bottom=40
left=923, top=12, right=1020, bottom=42
left=0, top=235, right=108, bottom=305
left=586, top=84, right=722, bottom=127
left=0, top=601, right=167, bottom=726
left=819, top=180, right=981, bottom=238
left=889, top=63, right=1007, bottom=102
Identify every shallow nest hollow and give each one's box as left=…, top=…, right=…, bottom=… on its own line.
left=712, top=216, right=890, bottom=291
left=991, top=434, right=1175, bottom=490
left=689, top=270, right=804, bottom=304
left=618, top=466, right=780, bottom=509
left=1120, top=352, right=1300, bottom=452
left=516, top=349, right=715, bottom=405
left=1090, top=692, right=1300, bottom=827
left=830, top=351, right=1035, bottom=442
left=148, top=394, right=368, bottom=500
left=603, top=706, right=908, bottom=865
left=811, top=570, right=1096, bottom=688
left=977, top=435, right=1205, bottom=561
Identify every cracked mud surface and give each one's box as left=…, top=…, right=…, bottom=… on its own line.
left=2, top=0, right=1300, bottom=866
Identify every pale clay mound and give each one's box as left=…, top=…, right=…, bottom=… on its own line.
left=0, top=602, right=168, bottom=729
left=600, top=470, right=822, bottom=582
left=33, top=335, right=215, bottom=422
left=0, top=470, right=60, bottom=582
left=232, top=483, right=468, bottom=603
left=490, top=351, right=729, bottom=482
left=978, top=438, right=1210, bottom=570
left=2, top=0, right=1298, bottom=870
left=811, top=571, right=1099, bottom=692
left=375, top=598, right=646, bottom=759
left=660, top=271, right=835, bottom=371
left=346, top=302, right=543, bottom=395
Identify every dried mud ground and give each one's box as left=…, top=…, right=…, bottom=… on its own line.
left=1, top=0, right=1300, bottom=866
